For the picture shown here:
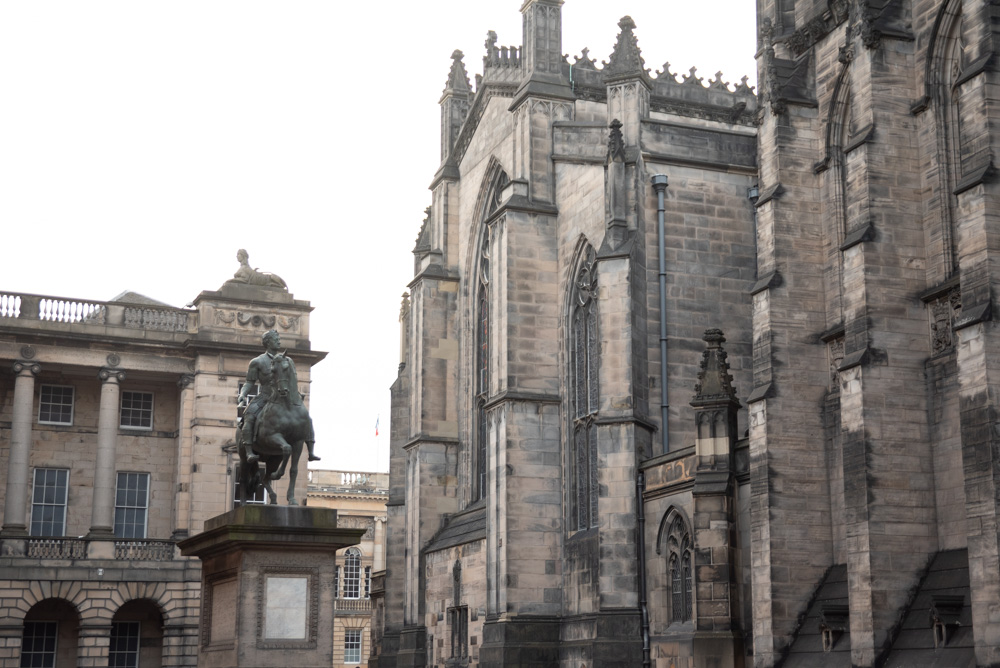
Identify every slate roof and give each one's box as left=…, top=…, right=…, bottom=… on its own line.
left=423, top=498, right=487, bottom=553
left=781, top=550, right=974, bottom=668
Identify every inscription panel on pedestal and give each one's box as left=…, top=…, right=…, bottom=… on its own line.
left=264, top=576, right=308, bottom=639
left=256, top=566, right=318, bottom=650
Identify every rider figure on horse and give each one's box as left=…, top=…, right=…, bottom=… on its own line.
left=237, top=329, right=321, bottom=464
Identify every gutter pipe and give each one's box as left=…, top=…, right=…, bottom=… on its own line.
left=651, top=174, right=670, bottom=453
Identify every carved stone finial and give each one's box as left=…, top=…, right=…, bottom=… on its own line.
left=574, top=47, right=598, bottom=71
left=682, top=66, right=703, bottom=87
left=655, top=61, right=676, bottom=81
left=692, top=329, right=738, bottom=404
left=485, top=30, right=499, bottom=63
left=445, top=50, right=471, bottom=92
left=603, top=15, right=647, bottom=79
left=709, top=71, right=729, bottom=90
left=607, top=119, right=625, bottom=162
left=399, top=292, right=411, bottom=321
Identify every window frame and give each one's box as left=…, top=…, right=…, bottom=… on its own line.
left=570, top=246, right=599, bottom=531
left=108, top=621, right=140, bottom=668
left=343, top=548, right=362, bottom=599
left=38, top=384, right=74, bottom=426
left=666, top=515, right=693, bottom=624
left=30, top=468, right=69, bottom=537
left=232, top=464, right=268, bottom=506
left=20, top=620, right=58, bottom=668
left=343, top=628, right=362, bottom=664
left=119, top=390, right=154, bottom=431
left=114, top=472, right=150, bottom=539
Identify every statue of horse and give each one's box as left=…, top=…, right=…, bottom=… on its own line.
left=236, top=352, right=315, bottom=506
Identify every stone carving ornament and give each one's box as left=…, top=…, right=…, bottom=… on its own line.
left=229, top=249, right=288, bottom=291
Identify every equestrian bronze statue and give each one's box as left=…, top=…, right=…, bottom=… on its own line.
left=236, top=330, right=319, bottom=506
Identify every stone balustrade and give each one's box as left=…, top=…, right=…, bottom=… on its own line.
left=334, top=597, right=373, bottom=613
left=18, top=537, right=177, bottom=561
left=0, top=291, right=194, bottom=333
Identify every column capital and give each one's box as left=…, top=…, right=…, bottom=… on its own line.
left=12, top=360, right=41, bottom=376
left=98, top=368, right=126, bottom=383
left=178, top=373, right=195, bottom=389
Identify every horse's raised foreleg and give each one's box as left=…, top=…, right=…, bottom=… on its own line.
left=286, top=441, right=303, bottom=506
left=270, top=435, right=293, bottom=480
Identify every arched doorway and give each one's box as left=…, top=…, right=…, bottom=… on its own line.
left=20, top=598, right=79, bottom=668
left=109, top=600, right=164, bottom=668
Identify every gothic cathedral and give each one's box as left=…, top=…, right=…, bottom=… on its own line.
left=376, top=1, right=1000, bottom=666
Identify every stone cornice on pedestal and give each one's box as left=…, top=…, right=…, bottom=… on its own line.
left=178, top=506, right=364, bottom=559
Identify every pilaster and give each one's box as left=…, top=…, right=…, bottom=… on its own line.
left=2, top=361, right=40, bottom=536
left=89, top=367, right=125, bottom=538
left=172, top=373, right=196, bottom=540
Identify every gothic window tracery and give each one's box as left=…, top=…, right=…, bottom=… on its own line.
left=570, top=245, right=599, bottom=530
left=665, top=514, right=693, bottom=623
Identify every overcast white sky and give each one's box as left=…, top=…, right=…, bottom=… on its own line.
left=0, top=1, right=756, bottom=473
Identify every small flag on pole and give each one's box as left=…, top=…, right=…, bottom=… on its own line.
left=375, top=415, right=379, bottom=437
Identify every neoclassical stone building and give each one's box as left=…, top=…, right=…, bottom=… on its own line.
left=307, top=470, right=389, bottom=668
left=377, top=0, right=1000, bottom=666
left=0, top=267, right=322, bottom=667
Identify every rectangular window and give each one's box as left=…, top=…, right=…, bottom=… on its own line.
left=344, top=628, right=362, bottom=664
left=364, top=566, right=371, bottom=598
left=38, top=385, right=73, bottom=425
left=20, top=621, right=57, bottom=668
left=30, top=468, right=69, bottom=537
left=108, top=621, right=140, bottom=668
left=449, top=606, right=468, bottom=659
left=233, top=465, right=267, bottom=505
left=114, top=472, right=149, bottom=539
left=119, top=391, right=153, bottom=430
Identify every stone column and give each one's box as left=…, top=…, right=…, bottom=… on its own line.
left=89, top=368, right=125, bottom=538
left=172, top=374, right=195, bottom=540
left=2, top=361, right=41, bottom=536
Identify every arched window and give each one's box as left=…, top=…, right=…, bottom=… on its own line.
left=343, top=548, right=362, bottom=599
left=473, top=167, right=507, bottom=502
left=665, top=515, right=693, bottom=623
left=474, top=231, right=490, bottom=501
left=570, top=245, right=599, bottom=530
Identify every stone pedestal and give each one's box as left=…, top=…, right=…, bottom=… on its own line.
left=178, top=506, right=364, bottom=668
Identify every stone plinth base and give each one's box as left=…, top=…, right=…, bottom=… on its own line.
left=178, top=505, right=364, bottom=668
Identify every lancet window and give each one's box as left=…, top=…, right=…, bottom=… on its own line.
left=474, top=231, right=489, bottom=502
left=665, top=514, right=693, bottom=623
left=570, top=245, right=599, bottom=530
left=473, top=168, right=506, bottom=502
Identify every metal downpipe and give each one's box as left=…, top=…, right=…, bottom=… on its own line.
left=637, top=470, right=651, bottom=668
left=651, top=174, right=670, bottom=453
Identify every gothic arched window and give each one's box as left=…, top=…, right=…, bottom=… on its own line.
left=665, top=515, right=692, bottom=623
left=474, top=231, right=490, bottom=502
left=473, top=168, right=507, bottom=502
left=570, top=245, right=599, bottom=530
